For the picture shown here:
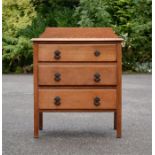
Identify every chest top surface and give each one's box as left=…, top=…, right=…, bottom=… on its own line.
left=32, top=27, right=123, bottom=42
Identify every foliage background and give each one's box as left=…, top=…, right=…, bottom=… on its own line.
left=2, top=0, right=152, bottom=73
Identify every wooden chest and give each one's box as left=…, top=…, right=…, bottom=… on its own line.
left=32, top=28, right=123, bottom=138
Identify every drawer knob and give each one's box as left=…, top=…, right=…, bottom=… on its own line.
left=94, top=50, right=101, bottom=57
left=94, top=72, right=101, bottom=82
left=94, top=96, right=101, bottom=106
left=54, top=50, right=61, bottom=60
left=54, top=72, right=61, bottom=81
left=54, top=96, right=61, bottom=106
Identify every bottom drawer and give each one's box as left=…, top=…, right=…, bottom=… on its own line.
left=39, top=89, right=116, bottom=110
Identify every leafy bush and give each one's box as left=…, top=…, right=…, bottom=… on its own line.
left=107, top=0, right=152, bottom=72
left=2, top=0, right=36, bottom=73
left=74, top=0, right=111, bottom=27
left=3, top=36, right=33, bottom=73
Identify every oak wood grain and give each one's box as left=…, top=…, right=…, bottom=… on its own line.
left=116, top=43, right=122, bottom=138
left=38, top=44, right=117, bottom=62
left=39, top=27, right=121, bottom=39
left=38, top=64, right=117, bottom=86
left=39, top=89, right=116, bottom=110
left=33, top=43, right=39, bottom=138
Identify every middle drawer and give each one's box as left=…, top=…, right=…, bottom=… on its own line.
left=38, top=64, right=117, bottom=86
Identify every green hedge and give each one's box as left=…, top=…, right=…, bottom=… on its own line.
left=2, top=0, right=152, bottom=73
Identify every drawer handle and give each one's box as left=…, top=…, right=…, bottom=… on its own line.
left=94, top=96, right=101, bottom=106
left=94, top=50, right=101, bottom=57
left=54, top=72, right=61, bottom=81
left=54, top=50, right=61, bottom=60
left=94, top=72, right=101, bottom=82
left=54, top=96, right=61, bottom=106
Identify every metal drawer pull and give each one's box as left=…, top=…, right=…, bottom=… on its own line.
left=54, top=96, right=61, bottom=106
left=94, top=72, right=101, bottom=82
left=94, top=96, right=101, bottom=106
left=94, top=50, right=101, bottom=57
left=54, top=72, right=61, bottom=81
left=54, top=50, right=61, bottom=60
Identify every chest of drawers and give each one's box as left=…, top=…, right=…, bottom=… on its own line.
left=32, top=28, right=123, bottom=138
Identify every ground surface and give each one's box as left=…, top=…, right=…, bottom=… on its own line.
left=2, top=74, right=151, bottom=155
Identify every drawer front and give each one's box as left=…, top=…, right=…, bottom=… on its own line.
left=39, top=89, right=116, bottom=109
left=38, top=44, right=116, bottom=62
left=38, top=64, right=117, bottom=86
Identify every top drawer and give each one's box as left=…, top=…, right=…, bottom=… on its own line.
left=38, top=44, right=116, bottom=62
